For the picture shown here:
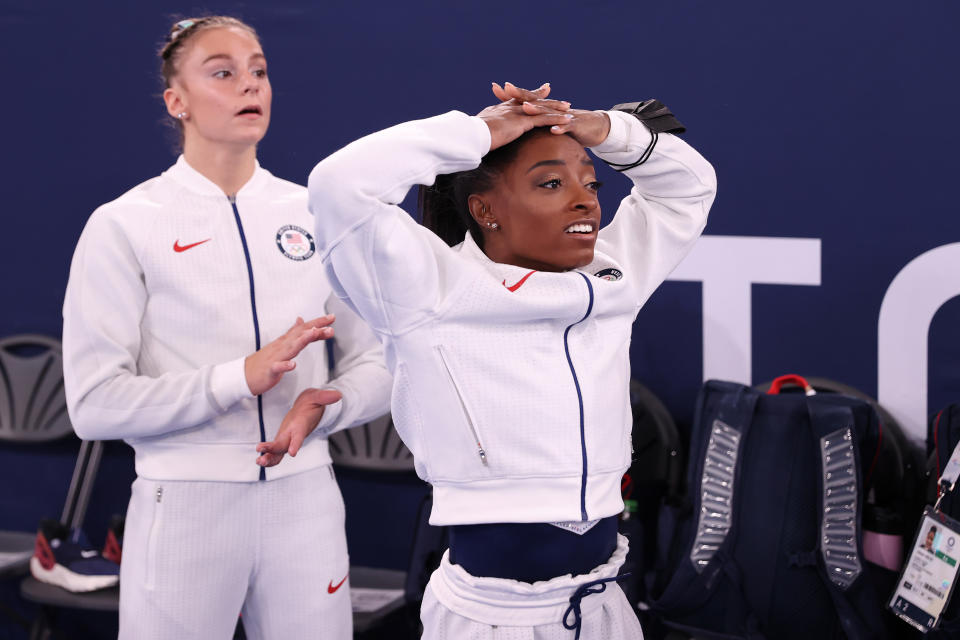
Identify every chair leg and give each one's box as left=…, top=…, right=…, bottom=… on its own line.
left=27, top=606, right=53, bottom=640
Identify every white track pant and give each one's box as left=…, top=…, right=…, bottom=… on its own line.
left=118, top=465, right=351, bottom=640
left=421, top=534, right=643, bottom=639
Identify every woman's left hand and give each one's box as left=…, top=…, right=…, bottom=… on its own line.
left=255, top=387, right=343, bottom=467
left=493, top=82, right=611, bottom=148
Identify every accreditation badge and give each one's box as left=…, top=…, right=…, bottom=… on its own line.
left=889, top=506, right=960, bottom=631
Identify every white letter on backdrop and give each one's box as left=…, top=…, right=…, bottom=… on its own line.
left=878, top=242, right=960, bottom=445
left=669, top=236, right=821, bottom=384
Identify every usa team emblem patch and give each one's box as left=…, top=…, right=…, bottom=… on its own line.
left=595, top=268, right=623, bottom=281
left=276, top=225, right=315, bottom=261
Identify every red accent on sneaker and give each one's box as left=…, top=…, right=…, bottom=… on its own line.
left=103, top=530, right=122, bottom=565
left=34, top=532, right=56, bottom=571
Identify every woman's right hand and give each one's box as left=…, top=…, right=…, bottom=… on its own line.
left=244, top=315, right=335, bottom=396
left=255, top=386, right=344, bottom=467
left=495, top=82, right=610, bottom=147
left=478, top=82, right=574, bottom=151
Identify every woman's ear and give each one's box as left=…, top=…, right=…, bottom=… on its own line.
left=163, top=86, right=186, bottom=120
left=468, top=194, right=499, bottom=230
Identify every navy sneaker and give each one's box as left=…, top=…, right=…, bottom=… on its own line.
left=30, top=519, right=119, bottom=592
left=102, top=514, right=124, bottom=566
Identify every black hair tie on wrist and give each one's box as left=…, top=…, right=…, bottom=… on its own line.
left=601, top=99, right=685, bottom=172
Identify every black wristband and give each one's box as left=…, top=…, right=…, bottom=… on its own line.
left=611, top=100, right=685, bottom=135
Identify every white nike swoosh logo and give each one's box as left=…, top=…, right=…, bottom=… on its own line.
left=80, top=550, right=98, bottom=558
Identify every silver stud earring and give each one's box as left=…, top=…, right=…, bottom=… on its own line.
left=177, top=112, right=187, bottom=120
left=488, top=222, right=499, bottom=230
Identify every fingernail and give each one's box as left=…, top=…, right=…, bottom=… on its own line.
left=562, top=101, right=571, bottom=107
left=565, top=114, right=574, bottom=119
left=541, top=82, right=550, bottom=88
left=551, top=125, right=561, bottom=131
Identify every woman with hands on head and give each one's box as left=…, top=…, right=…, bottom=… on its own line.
left=266, top=80, right=716, bottom=638
left=61, top=15, right=390, bottom=640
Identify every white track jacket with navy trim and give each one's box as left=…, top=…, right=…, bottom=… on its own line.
left=63, top=157, right=392, bottom=482
left=308, top=110, right=716, bottom=524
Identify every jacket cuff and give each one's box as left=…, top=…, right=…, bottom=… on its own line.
left=465, top=113, right=494, bottom=154
left=591, top=110, right=652, bottom=156
left=207, top=357, right=253, bottom=412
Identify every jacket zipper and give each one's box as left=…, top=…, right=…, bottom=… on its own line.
left=565, top=273, right=595, bottom=521
left=435, top=346, right=488, bottom=466
left=230, top=196, right=267, bottom=481
left=144, top=485, right=163, bottom=589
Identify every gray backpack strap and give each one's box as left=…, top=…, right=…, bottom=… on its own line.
left=690, top=415, right=747, bottom=571
left=813, top=403, right=863, bottom=588
left=808, top=400, right=874, bottom=640
left=650, top=384, right=762, bottom=627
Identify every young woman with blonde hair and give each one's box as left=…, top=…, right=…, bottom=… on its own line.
left=62, top=16, right=391, bottom=639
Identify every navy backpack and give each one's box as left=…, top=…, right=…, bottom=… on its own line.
left=647, top=377, right=898, bottom=639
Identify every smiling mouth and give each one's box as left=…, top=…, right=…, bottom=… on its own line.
left=564, top=223, right=595, bottom=234
left=236, top=106, right=262, bottom=116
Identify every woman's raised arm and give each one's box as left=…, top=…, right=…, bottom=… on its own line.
left=307, top=99, right=570, bottom=336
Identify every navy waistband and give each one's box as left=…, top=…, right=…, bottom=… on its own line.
left=448, top=516, right=619, bottom=583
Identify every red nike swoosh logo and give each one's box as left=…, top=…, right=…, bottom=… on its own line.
left=173, top=238, right=211, bottom=253
left=502, top=270, right=537, bottom=292
left=328, top=574, right=348, bottom=594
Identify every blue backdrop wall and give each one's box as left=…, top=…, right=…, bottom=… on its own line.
left=1, top=0, right=958, bottom=635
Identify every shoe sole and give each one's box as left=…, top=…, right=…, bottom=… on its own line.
left=30, top=556, right=119, bottom=592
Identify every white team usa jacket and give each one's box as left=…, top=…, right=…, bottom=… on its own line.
left=63, top=157, right=392, bottom=482
left=308, top=110, right=716, bottom=525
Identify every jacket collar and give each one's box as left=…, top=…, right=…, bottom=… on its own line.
left=459, top=230, right=618, bottom=281
left=165, top=155, right=271, bottom=199
left=457, top=231, right=548, bottom=281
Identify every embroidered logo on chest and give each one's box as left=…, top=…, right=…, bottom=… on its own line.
left=276, top=225, right=315, bottom=261
left=173, top=238, right=210, bottom=253
left=502, top=270, right=537, bottom=292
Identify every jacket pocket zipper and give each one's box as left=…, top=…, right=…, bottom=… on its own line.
left=144, top=485, right=164, bottom=590
left=435, top=346, right=488, bottom=466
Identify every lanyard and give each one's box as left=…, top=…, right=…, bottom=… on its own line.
left=934, top=439, right=960, bottom=512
